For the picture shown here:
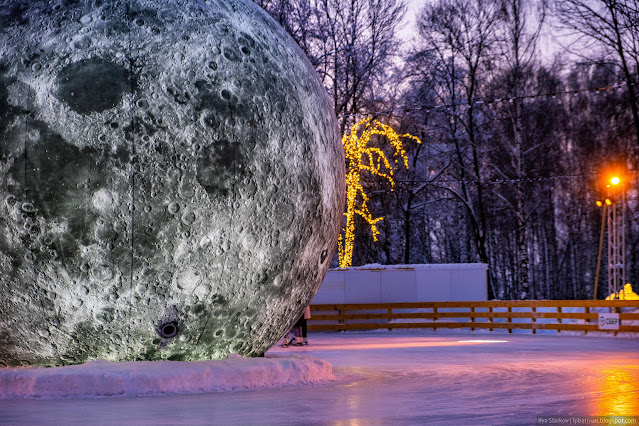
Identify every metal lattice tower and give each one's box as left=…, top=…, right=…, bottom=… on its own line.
left=607, top=192, right=625, bottom=296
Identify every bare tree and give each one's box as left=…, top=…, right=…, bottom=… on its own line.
left=256, top=0, right=407, bottom=132
left=314, top=0, right=406, bottom=132
left=411, top=0, right=502, bottom=296
left=555, top=0, right=639, bottom=158
left=487, top=0, right=548, bottom=299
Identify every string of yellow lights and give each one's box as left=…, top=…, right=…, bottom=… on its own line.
left=339, top=118, right=421, bottom=268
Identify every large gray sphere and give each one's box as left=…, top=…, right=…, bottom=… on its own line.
left=0, top=0, right=344, bottom=366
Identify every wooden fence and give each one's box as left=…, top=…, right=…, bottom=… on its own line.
left=308, top=300, right=639, bottom=335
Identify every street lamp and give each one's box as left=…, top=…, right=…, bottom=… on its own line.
left=607, top=175, right=626, bottom=300
left=594, top=173, right=626, bottom=300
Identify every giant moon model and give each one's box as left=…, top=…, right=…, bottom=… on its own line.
left=0, top=0, right=345, bottom=366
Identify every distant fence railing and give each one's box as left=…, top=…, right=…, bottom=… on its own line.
left=308, top=301, right=639, bottom=335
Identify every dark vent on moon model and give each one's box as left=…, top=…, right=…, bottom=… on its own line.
left=157, top=321, right=179, bottom=339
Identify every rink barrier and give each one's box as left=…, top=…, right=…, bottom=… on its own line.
left=308, top=300, right=639, bottom=335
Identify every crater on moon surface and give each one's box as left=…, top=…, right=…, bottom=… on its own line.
left=0, top=0, right=344, bottom=367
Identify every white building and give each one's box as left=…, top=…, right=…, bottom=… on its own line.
left=312, top=263, right=488, bottom=304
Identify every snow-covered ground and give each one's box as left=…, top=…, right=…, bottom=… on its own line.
left=0, top=355, right=333, bottom=399
left=1, top=331, right=638, bottom=425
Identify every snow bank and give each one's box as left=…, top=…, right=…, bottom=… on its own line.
left=0, top=355, right=334, bottom=400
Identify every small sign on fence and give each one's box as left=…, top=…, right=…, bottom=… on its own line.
left=598, top=313, right=620, bottom=330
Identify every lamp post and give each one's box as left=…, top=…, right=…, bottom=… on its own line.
left=595, top=175, right=626, bottom=299
left=607, top=176, right=625, bottom=298
left=594, top=201, right=606, bottom=300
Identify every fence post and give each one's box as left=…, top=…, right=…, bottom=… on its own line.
left=433, top=307, right=438, bottom=331
left=507, top=307, right=513, bottom=334
left=557, top=306, right=562, bottom=333
left=585, top=306, right=589, bottom=335
left=470, top=307, right=475, bottom=331
left=532, top=306, right=537, bottom=335
left=489, top=306, right=493, bottom=332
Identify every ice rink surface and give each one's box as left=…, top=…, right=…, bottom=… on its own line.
left=1, top=331, right=637, bottom=425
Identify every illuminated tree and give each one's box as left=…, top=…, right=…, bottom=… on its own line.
left=338, top=118, right=421, bottom=268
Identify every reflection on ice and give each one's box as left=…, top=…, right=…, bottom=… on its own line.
left=593, top=368, right=639, bottom=416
